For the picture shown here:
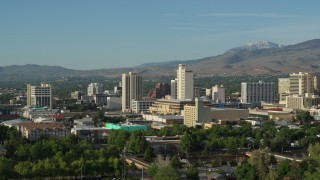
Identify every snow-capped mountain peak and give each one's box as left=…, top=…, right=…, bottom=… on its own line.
left=229, top=40, right=284, bottom=51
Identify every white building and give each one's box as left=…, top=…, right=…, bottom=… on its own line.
left=87, top=83, right=103, bottom=96
left=212, top=85, right=225, bottom=103
left=289, top=72, right=317, bottom=97
left=131, top=100, right=155, bottom=114
left=241, top=81, right=275, bottom=104
left=122, top=72, right=143, bottom=112
left=27, top=83, right=52, bottom=108
left=171, top=64, right=194, bottom=100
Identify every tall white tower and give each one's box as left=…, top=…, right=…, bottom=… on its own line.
left=176, top=64, right=194, bottom=100
left=122, top=72, right=143, bottom=112
left=87, top=83, right=103, bottom=96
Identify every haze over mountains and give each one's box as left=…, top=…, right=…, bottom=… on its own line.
left=1, top=39, right=320, bottom=81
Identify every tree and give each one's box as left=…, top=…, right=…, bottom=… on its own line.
left=0, top=157, right=17, bottom=179
left=180, top=131, right=195, bottom=157
left=297, top=111, right=314, bottom=126
left=276, top=159, right=291, bottom=179
left=236, top=161, right=258, bottom=180
left=170, top=154, right=181, bottom=169
left=147, top=163, right=158, bottom=176
left=248, top=149, right=271, bottom=180
left=143, top=145, right=154, bottom=161
left=186, top=165, right=199, bottom=180
left=154, top=166, right=179, bottom=180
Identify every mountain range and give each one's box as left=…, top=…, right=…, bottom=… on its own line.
left=1, top=39, right=320, bottom=81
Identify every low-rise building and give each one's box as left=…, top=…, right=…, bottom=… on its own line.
left=105, top=122, right=148, bottom=132
left=131, top=100, right=155, bottom=114
left=149, top=99, right=195, bottom=115
left=142, top=114, right=184, bottom=124
left=145, top=136, right=180, bottom=154
left=16, top=122, right=70, bottom=141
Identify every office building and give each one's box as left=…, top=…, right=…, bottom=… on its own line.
left=87, top=83, right=103, bottom=96
left=241, top=81, right=275, bottom=104
left=212, top=85, right=225, bottom=103
left=176, top=64, right=194, bottom=99
left=149, top=83, right=171, bottom=99
left=171, top=80, right=177, bottom=99
left=289, top=72, right=317, bottom=97
left=183, top=98, right=211, bottom=127
left=131, top=99, right=155, bottom=114
left=27, top=83, right=52, bottom=108
left=122, top=72, right=143, bottom=112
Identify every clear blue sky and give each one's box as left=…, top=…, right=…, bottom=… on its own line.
left=1, top=0, right=320, bottom=70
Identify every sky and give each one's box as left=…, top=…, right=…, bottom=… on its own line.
left=1, top=0, right=320, bottom=70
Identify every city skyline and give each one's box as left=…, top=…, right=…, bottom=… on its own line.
left=1, top=1, right=320, bottom=70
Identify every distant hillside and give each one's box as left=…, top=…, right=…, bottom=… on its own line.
left=2, top=39, right=320, bottom=81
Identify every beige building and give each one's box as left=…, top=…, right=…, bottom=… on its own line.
left=211, top=108, right=249, bottom=121
left=16, top=122, right=70, bottom=141
left=183, top=98, right=211, bottom=127
left=249, top=109, right=292, bottom=121
left=122, top=72, right=143, bottom=112
left=278, top=78, right=290, bottom=102
left=149, top=99, right=195, bottom=115
left=171, top=64, right=194, bottom=100
left=27, top=83, right=52, bottom=108
left=286, top=94, right=320, bottom=110
left=289, top=72, right=317, bottom=97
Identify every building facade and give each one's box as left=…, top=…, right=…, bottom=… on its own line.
left=87, top=83, right=103, bottom=96
left=131, top=100, right=155, bottom=114
left=27, top=83, right=52, bottom=108
left=212, top=85, right=226, bottom=103
left=289, top=72, right=317, bottom=97
left=122, top=72, right=143, bottom=112
left=176, top=64, right=194, bottom=100
left=241, top=81, right=275, bottom=104
left=16, top=122, right=70, bottom=141
left=183, top=98, right=211, bottom=127
left=149, top=83, right=171, bottom=99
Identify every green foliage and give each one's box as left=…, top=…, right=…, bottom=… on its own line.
left=236, top=161, right=258, bottom=180
left=143, top=145, right=155, bottom=161
left=0, top=157, right=17, bottom=179
left=154, top=166, right=180, bottom=180
left=248, top=149, right=271, bottom=180
left=147, top=163, right=158, bottom=176
left=186, top=165, right=199, bottom=180
left=297, top=111, right=314, bottom=126
left=170, top=154, right=181, bottom=169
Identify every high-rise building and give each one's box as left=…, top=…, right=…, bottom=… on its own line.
left=212, top=85, right=225, bottom=103
left=122, top=72, right=143, bottom=112
left=171, top=80, right=177, bottom=99
left=172, top=64, right=193, bottom=100
left=278, top=78, right=290, bottom=102
left=241, top=81, right=275, bottom=104
left=27, top=83, right=52, bottom=108
left=87, top=83, right=103, bottom=96
left=149, top=83, right=171, bottom=99
left=289, top=72, right=317, bottom=97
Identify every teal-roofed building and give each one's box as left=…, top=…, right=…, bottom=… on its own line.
left=105, top=122, right=148, bottom=132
